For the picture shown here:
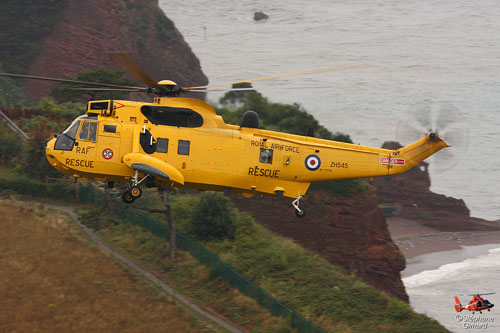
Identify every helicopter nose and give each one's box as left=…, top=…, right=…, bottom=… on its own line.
left=45, top=138, right=58, bottom=165
left=46, top=137, right=56, bottom=153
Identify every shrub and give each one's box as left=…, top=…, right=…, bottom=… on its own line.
left=187, top=192, right=237, bottom=241
left=0, top=123, right=25, bottom=167
left=0, top=175, right=44, bottom=195
left=309, top=179, right=369, bottom=198
left=77, top=208, right=121, bottom=231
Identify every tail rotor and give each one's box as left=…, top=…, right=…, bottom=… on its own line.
left=396, top=100, right=469, bottom=173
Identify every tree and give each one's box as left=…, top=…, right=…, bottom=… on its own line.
left=188, top=192, right=237, bottom=241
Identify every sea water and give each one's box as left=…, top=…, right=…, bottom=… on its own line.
left=403, top=246, right=500, bottom=332
left=161, top=0, right=500, bottom=221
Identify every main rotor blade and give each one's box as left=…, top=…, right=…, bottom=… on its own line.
left=68, top=87, right=146, bottom=92
left=0, top=72, right=145, bottom=90
left=187, top=87, right=257, bottom=92
left=107, top=51, right=160, bottom=88
left=185, top=64, right=371, bottom=90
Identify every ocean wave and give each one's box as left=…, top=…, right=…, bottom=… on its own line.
left=403, top=246, right=500, bottom=288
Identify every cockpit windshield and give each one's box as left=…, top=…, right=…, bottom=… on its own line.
left=54, top=120, right=80, bottom=151
left=65, top=120, right=81, bottom=139
left=54, top=115, right=97, bottom=151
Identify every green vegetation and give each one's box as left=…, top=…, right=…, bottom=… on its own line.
left=0, top=98, right=85, bottom=179
left=188, top=192, right=237, bottom=241
left=0, top=171, right=76, bottom=202
left=50, top=69, right=138, bottom=102
left=309, top=178, right=369, bottom=198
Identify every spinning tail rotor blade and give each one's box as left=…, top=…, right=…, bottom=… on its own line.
left=396, top=101, right=469, bottom=173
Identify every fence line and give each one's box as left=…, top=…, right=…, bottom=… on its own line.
left=79, top=186, right=323, bottom=333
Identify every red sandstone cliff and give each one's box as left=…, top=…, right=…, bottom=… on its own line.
left=231, top=187, right=409, bottom=302
left=23, top=0, right=207, bottom=100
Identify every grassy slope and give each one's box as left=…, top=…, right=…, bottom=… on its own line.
left=0, top=199, right=223, bottom=332
left=93, top=191, right=449, bottom=333
left=96, top=222, right=293, bottom=332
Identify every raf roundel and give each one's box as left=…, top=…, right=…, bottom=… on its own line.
left=305, top=154, right=321, bottom=171
left=102, top=148, right=114, bottom=160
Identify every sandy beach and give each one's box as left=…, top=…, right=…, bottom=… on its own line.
left=387, top=216, right=500, bottom=259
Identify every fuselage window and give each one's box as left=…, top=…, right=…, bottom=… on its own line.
left=157, top=138, right=169, bottom=153
left=178, top=140, right=190, bottom=155
left=260, top=148, right=273, bottom=164
left=104, top=125, right=116, bottom=134
left=140, top=105, right=203, bottom=127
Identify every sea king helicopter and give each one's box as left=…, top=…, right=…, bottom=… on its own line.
left=455, top=293, right=495, bottom=314
left=1, top=52, right=450, bottom=217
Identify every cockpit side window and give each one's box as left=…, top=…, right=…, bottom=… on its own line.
left=89, top=122, right=97, bottom=141
left=78, top=121, right=97, bottom=141
left=79, top=122, right=89, bottom=140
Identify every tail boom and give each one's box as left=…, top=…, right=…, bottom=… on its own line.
left=455, top=296, right=464, bottom=312
left=387, top=133, right=450, bottom=175
left=302, top=133, right=450, bottom=182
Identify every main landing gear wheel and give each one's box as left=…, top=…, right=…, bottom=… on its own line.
left=122, top=191, right=135, bottom=204
left=121, top=186, right=142, bottom=204
left=129, top=185, right=142, bottom=199
left=295, top=209, right=306, bottom=218
left=292, top=195, right=306, bottom=218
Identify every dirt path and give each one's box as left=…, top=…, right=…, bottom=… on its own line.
left=30, top=201, right=243, bottom=333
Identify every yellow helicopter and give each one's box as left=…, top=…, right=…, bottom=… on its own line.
left=1, top=53, right=449, bottom=217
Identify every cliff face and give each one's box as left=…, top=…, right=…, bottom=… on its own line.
left=231, top=187, right=409, bottom=302
left=23, top=0, right=207, bottom=100
left=374, top=142, right=500, bottom=232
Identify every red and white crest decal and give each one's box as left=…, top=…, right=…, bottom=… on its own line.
left=380, top=157, right=405, bottom=165
left=102, top=148, right=114, bottom=160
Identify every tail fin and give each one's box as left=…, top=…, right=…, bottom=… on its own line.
left=389, top=133, right=450, bottom=175
left=455, top=296, right=463, bottom=312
